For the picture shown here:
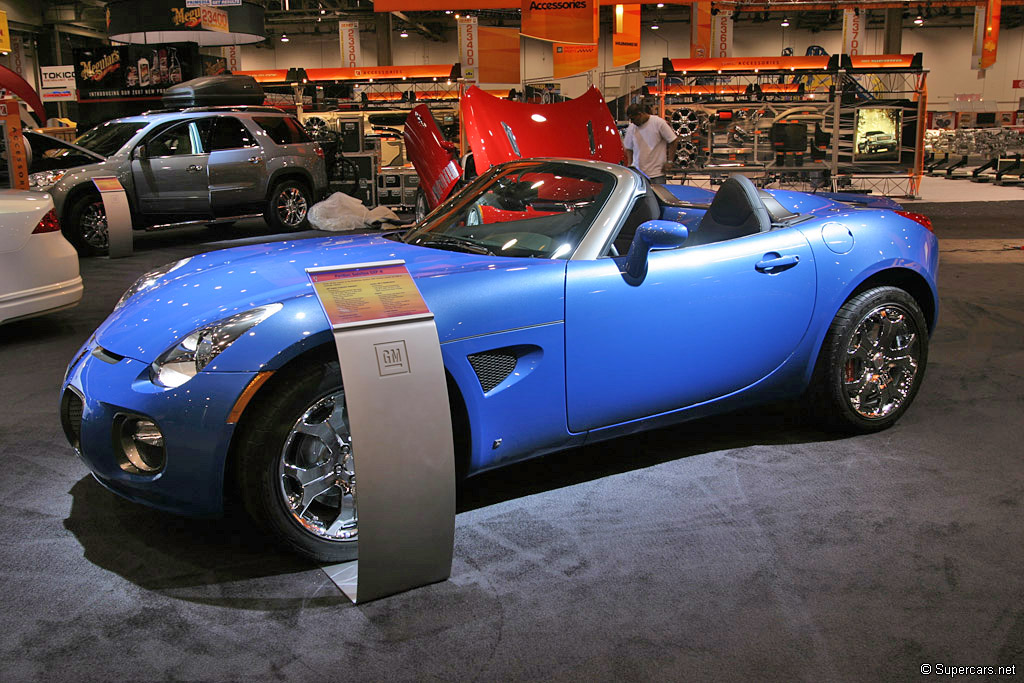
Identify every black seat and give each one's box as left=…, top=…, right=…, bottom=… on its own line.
left=613, top=187, right=661, bottom=255
left=688, top=174, right=771, bottom=247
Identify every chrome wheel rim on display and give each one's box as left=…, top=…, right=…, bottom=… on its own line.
left=82, top=201, right=109, bottom=250
left=303, top=116, right=332, bottom=141
left=277, top=390, right=357, bottom=542
left=276, top=188, right=309, bottom=227
left=842, top=303, right=921, bottom=420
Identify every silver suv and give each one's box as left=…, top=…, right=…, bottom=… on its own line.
left=31, top=106, right=328, bottom=255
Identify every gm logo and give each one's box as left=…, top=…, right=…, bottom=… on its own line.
left=374, top=340, right=410, bottom=377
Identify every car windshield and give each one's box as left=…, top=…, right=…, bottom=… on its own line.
left=75, top=122, right=147, bottom=157
left=400, top=161, right=616, bottom=259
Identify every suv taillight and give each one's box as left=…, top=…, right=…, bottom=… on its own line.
left=893, top=210, right=933, bottom=232
left=315, top=147, right=325, bottom=160
left=32, top=209, right=61, bottom=235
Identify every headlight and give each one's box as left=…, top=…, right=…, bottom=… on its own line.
left=150, top=304, right=283, bottom=388
left=114, top=257, right=192, bottom=310
left=29, top=170, right=67, bottom=191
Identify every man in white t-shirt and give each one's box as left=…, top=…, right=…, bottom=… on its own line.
left=623, top=104, right=680, bottom=184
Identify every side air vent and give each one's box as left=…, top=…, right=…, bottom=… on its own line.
left=92, top=346, right=125, bottom=364
left=467, top=351, right=518, bottom=393
left=60, top=388, right=85, bottom=449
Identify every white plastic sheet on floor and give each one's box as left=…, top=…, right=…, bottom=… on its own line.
left=308, top=192, right=402, bottom=232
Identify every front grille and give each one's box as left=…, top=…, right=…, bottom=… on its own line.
left=60, top=388, right=84, bottom=449
left=467, top=351, right=518, bottom=393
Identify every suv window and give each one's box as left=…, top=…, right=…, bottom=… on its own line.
left=253, top=116, right=311, bottom=145
left=76, top=121, right=147, bottom=157
left=207, top=117, right=258, bottom=151
left=148, top=121, right=202, bottom=156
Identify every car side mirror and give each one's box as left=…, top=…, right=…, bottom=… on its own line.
left=133, top=144, right=147, bottom=160
left=623, top=220, right=689, bottom=282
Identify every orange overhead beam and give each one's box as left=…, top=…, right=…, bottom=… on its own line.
left=374, top=0, right=689, bottom=9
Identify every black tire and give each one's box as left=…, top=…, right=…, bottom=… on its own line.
left=264, top=180, right=312, bottom=232
left=235, top=357, right=357, bottom=563
left=808, top=286, right=928, bottom=433
left=64, top=192, right=109, bottom=256
left=414, top=188, right=429, bottom=223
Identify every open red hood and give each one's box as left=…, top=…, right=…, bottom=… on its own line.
left=462, top=85, right=624, bottom=170
left=405, top=86, right=624, bottom=211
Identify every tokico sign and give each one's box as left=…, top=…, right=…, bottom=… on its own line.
left=41, top=66, right=77, bottom=90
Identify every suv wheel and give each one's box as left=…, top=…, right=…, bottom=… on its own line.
left=65, top=192, right=109, bottom=256
left=265, top=180, right=312, bottom=232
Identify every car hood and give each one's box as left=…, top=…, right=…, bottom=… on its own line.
left=462, top=85, right=624, bottom=170
left=405, top=86, right=625, bottom=209
left=94, top=234, right=568, bottom=365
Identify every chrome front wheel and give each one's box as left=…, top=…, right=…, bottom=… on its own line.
left=237, top=357, right=357, bottom=562
left=65, top=193, right=110, bottom=256
left=277, top=389, right=357, bottom=543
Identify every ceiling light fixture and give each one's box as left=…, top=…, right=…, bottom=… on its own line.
left=400, top=29, right=409, bottom=37
left=280, top=33, right=289, bottom=42
left=914, top=14, right=924, bottom=25
left=781, top=17, right=791, bottom=27
left=651, top=22, right=660, bottom=30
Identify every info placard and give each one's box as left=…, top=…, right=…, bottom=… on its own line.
left=307, top=261, right=431, bottom=329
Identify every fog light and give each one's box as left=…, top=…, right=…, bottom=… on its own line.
left=114, top=415, right=166, bottom=474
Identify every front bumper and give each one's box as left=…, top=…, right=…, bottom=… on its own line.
left=60, top=339, right=258, bottom=517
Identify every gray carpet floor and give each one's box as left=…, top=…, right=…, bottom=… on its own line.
left=1, top=203, right=1022, bottom=682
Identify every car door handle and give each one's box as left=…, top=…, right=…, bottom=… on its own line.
left=247, top=156, right=262, bottom=164
left=755, top=254, right=800, bottom=273
left=187, top=164, right=204, bottom=173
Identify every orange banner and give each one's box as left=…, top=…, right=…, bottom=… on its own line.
left=690, top=1, right=712, bottom=59
left=305, top=64, right=458, bottom=81
left=375, top=0, right=687, bottom=9
left=522, top=0, right=596, bottom=45
left=479, top=27, right=521, bottom=84
left=981, top=0, right=1001, bottom=69
left=553, top=44, right=598, bottom=78
left=612, top=4, right=641, bottom=67
left=665, top=56, right=831, bottom=73
left=234, top=69, right=288, bottom=83
left=2, top=99, right=28, bottom=189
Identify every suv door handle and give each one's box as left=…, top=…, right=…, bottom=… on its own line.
left=187, top=164, right=204, bottom=173
left=755, top=253, right=800, bottom=273
left=247, top=156, right=262, bottom=164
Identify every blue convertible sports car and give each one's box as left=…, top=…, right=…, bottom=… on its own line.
left=60, top=158, right=938, bottom=562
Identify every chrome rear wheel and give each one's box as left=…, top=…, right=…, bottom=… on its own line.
left=842, top=303, right=922, bottom=420
left=810, top=286, right=929, bottom=433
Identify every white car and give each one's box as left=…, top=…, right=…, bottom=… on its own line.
left=0, top=190, right=83, bottom=325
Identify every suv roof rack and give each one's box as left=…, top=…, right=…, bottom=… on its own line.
left=183, top=105, right=285, bottom=113
left=140, top=105, right=286, bottom=116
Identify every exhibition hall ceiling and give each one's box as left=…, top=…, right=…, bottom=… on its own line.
left=29, top=0, right=1024, bottom=40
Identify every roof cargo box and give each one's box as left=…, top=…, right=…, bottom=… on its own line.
left=162, top=75, right=264, bottom=109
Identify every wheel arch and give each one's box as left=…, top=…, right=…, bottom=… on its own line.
left=845, top=267, right=937, bottom=334
left=222, top=341, right=473, bottom=509
left=798, top=265, right=936, bottom=392
left=265, top=168, right=314, bottom=199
